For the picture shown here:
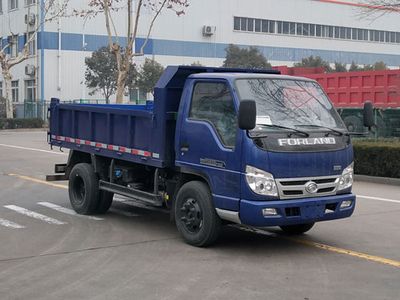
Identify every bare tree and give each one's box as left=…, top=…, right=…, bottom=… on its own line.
left=358, top=0, right=400, bottom=19
left=76, top=0, right=189, bottom=104
left=0, top=0, right=69, bottom=119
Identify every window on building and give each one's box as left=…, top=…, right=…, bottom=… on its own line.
left=379, top=31, right=384, bottom=42
left=247, top=18, right=254, bottom=32
left=268, top=20, right=275, bottom=33
left=25, top=0, right=35, bottom=5
left=190, top=82, right=237, bottom=148
left=25, top=32, right=36, bottom=55
left=396, top=32, right=400, bottom=43
left=25, top=80, right=36, bottom=102
left=369, top=30, right=375, bottom=41
left=9, top=0, right=18, bottom=10
left=359, top=29, right=364, bottom=40
left=0, top=0, right=3, bottom=13
left=351, top=28, right=357, bottom=40
left=289, top=22, right=296, bottom=35
left=0, top=82, right=3, bottom=97
left=309, top=24, right=315, bottom=36
left=240, top=17, right=247, bottom=31
left=233, top=17, right=240, bottom=30
left=369, top=30, right=379, bottom=42
left=282, top=22, right=289, bottom=34
left=342, top=27, right=347, bottom=39
left=254, top=19, right=261, bottom=32
left=322, top=25, right=329, bottom=37
left=9, top=35, right=18, bottom=57
left=262, top=20, right=268, bottom=33
left=316, top=24, right=322, bottom=37
left=389, top=32, right=396, bottom=43
left=303, top=23, right=311, bottom=36
left=296, top=23, right=302, bottom=35
left=385, top=31, right=390, bottom=43
left=334, top=27, right=340, bottom=38
left=276, top=21, right=282, bottom=34
left=363, top=29, right=369, bottom=41
left=339, top=27, right=345, bottom=39
left=327, top=26, right=334, bottom=38
left=11, top=80, right=19, bottom=103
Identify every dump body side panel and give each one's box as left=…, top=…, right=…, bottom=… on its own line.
left=48, top=100, right=165, bottom=168
left=299, top=70, right=400, bottom=108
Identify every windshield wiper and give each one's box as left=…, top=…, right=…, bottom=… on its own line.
left=294, top=124, right=346, bottom=136
left=254, top=124, right=309, bottom=137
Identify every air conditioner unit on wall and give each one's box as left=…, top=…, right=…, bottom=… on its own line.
left=25, top=64, right=36, bottom=76
left=202, top=25, right=216, bottom=36
left=24, top=13, right=36, bottom=26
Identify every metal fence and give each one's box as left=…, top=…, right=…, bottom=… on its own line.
left=14, top=101, right=49, bottom=119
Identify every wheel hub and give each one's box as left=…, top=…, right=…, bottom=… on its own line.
left=180, top=198, right=203, bottom=233
left=72, top=175, right=86, bottom=205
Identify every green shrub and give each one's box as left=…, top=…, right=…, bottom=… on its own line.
left=0, top=118, right=44, bottom=130
left=353, top=139, right=400, bottom=178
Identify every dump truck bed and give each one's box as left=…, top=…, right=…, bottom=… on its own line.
left=48, top=101, right=167, bottom=168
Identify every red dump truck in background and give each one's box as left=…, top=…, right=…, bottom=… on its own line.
left=274, top=67, right=400, bottom=137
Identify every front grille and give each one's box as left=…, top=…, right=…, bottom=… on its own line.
left=276, top=175, right=339, bottom=199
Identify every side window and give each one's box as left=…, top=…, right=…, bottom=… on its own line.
left=190, top=82, right=237, bottom=148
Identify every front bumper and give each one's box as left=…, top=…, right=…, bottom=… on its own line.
left=239, top=193, right=356, bottom=227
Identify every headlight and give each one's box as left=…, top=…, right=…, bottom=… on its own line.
left=338, top=163, right=354, bottom=191
left=245, top=166, right=278, bottom=196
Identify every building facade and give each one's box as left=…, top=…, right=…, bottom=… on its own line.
left=0, top=0, right=399, bottom=105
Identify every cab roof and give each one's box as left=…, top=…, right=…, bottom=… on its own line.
left=188, top=72, right=315, bottom=82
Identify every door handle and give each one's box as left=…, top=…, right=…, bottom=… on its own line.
left=180, top=143, right=190, bottom=152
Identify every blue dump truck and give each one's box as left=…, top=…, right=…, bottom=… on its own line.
left=47, top=66, right=374, bottom=246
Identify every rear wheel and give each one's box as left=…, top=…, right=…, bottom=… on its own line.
left=175, top=181, right=221, bottom=247
left=279, top=223, right=315, bottom=235
left=69, top=163, right=99, bottom=215
left=96, top=191, right=114, bottom=214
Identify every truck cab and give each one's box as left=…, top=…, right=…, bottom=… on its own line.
left=174, top=72, right=355, bottom=229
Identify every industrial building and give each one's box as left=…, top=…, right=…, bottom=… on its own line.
left=0, top=0, right=399, bottom=106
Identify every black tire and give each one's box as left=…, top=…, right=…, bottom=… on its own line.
left=68, top=163, right=99, bottom=215
left=96, top=191, right=114, bottom=214
left=279, top=223, right=315, bottom=235
left=175, top=181, right=221, bottom=247
left=343, top=116, right=363, bottom=133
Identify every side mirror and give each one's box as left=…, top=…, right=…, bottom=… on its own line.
left=363, top=101, right=374, bottom=129
left=238, top=100, right=256, bottom=130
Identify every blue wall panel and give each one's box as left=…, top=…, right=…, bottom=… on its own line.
left=36, top=31, right=400, bottom=66
left=61, top=33, right=83, bottom=51
left=37, top=31, right=58, bottom=50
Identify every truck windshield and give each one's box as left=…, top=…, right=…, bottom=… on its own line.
left=235, top=78, right=347, bottom=132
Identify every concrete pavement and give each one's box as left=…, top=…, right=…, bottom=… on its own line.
left=0, top=131, right=399, bottom=300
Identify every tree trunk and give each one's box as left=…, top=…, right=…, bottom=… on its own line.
left=115, top=69, right=128, bottom=104
left=2, top=70, right=13, bottom=119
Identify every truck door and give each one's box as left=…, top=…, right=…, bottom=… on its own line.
left=176, top=80, right=242, bottom=211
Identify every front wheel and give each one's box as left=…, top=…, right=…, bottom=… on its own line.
left=279, top=223, right=315, bottom=235
left=175, top=181, right=221, bottom=247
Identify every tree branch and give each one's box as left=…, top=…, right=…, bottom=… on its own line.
left=357, top=0, right=400, bottom=19
left=136, top=0, right=168, bottom=56
left=130, top=0, right=143, bottom=49
left=103, top=0, right=115, bottom=52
